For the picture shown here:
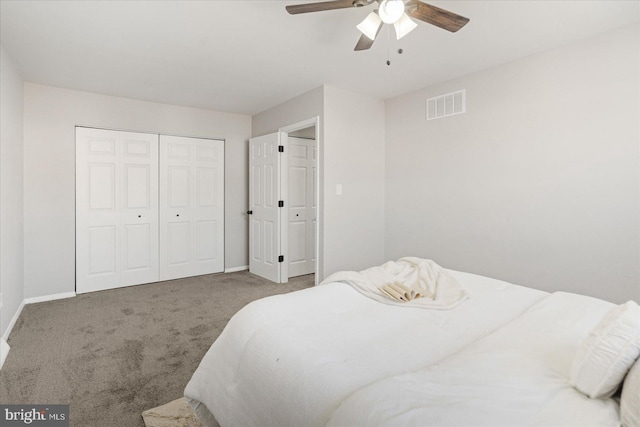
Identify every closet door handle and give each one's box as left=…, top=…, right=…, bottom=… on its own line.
left=138, top=215, right=142, bottom=218
left=247, top=210, right=253, bottom=215
left=176, top=214, right=180, bottom=217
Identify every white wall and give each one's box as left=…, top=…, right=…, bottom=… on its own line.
left=252, top=85, right=386, bottom=279
left=23, top=84, right=251, bottom=298
left=0, top=45, right=24, bottom=338
left=385, top=24, right=639, bottom=303
left=323, top=85, right=386, bottom=276
left=252, top=87, right=325, bottom=136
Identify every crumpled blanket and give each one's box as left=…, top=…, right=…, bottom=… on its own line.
left=320, top=257, right=469, bottom=309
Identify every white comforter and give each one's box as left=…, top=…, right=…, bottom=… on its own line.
left=327, top=291, right=620, bottom=427
left=184, top=269, right=546, bottom=427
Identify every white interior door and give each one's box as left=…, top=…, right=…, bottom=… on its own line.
left=287, top=137, right=316, bottom=277
left=159, top=135, right=224, bottom=281
left=76, top=127, right=159, bottom=294
left=249, top=132, right=284, bottom=282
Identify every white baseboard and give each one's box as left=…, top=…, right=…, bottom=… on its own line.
left=24, top=292, right=76, bottom=305
left=0, top=339, right=9, bottom=369
left=2, top=299, right=25, bottom=343
left=224, top=265, right=249, bottom=273
left=0, top=291, right=76, bottom=369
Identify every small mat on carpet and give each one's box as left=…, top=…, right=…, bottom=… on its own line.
left=142, top=397, right=203, bottom=427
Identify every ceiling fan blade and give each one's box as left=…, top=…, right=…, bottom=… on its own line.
left=286, top=0, right=357, bottom=14
left=354, top=33, right=376, bottom=51
left=405, top=0, right=469, bottom=32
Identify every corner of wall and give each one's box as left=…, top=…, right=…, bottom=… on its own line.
left=0, top=44, right=26, bottom=340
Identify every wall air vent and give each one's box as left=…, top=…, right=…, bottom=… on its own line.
left=426, top=89, right=466, bottom=120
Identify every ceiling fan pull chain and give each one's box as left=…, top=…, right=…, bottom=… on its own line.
left=386, top=25, right=391, bottom=66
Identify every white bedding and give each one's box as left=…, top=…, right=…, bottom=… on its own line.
left=184, top=269, right=546, bottom=427
left=321, top=257, right=469, bottom=309
left=326, top=291, right=620, bottom=427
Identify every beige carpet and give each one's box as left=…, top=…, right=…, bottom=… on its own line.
left=142, top=398, right=202, bottom=427
left=1, top=271, right=314, bottom=427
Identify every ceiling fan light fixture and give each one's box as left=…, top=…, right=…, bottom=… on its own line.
left=356, top=11, right=382, bottom=40
left=378, top=0, right=405, bottom=24
left=393, top=12, right=417, bottom=39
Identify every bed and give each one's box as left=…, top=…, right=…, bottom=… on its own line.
left=184, top=258, right=640, bottom=427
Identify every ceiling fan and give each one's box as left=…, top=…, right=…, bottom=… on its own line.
left=286, top=0, right=469, bottom=51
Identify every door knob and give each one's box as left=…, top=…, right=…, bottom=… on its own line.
left=138, top=215, right=141, bottom=218
left=176, top=214, right=180, bottom=217
left=247, top=210, right=253, bottom=215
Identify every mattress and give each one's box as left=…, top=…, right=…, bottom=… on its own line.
left=326, top=291, right=620, bottom=427
left=184, top=269, right=547, bottom=427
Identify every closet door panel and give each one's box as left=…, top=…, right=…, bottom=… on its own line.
left=196, top=220, right=217, bottom=261
left=168, top=166, right=190, bottom=207
left=88, top=225, right=117, bottom=276
left=197, top=167, right=217, bottom=207
left=161, top=142, right=193, bottom=278
left=192, top=143, right=224, bottom=275
left=159, top=135, right=224, bottom=280
left=168, top=221, right=191, bottom=265
left=76, top=127, right=158, bottom=294
left=120, top=134, right=159, bottom=286
left=89, top=163, right=116, bottom=209
left=77, top=128, right=121, bottom=293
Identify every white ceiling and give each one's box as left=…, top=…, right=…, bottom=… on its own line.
left=1, top=0, right=638, bottom=115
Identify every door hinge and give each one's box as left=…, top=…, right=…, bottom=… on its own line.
left=278, top=145, right=284, bottom=153
left=278, top=200, right=284, bottom=207
left=278, top=255, right=284, bottom=263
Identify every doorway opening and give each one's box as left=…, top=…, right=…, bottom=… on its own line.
left=279, top=117, right=322, bottom=285
left=284, top=125, right=317, bottom=282
left=248, top=117, right=320, bottom=285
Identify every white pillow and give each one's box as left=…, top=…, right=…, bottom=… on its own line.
left=621, top=357, right=640, bottom=427
left=569, top=300, right=640, bottom=398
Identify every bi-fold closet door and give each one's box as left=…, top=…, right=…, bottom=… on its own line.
left=76, top=127, right=159, bottom=293
left=76, top=127, right=224, bottom=294
left=159, top=135, right=225, bottom=281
